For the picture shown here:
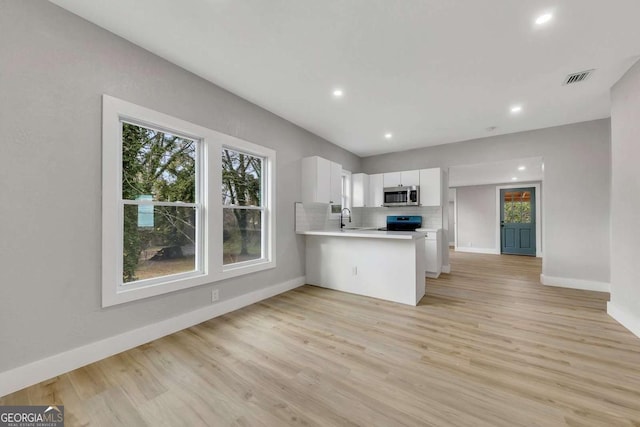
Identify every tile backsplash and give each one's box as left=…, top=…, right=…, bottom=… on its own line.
left=295, top=203, right=340, bottom=232
left=296, top=202, right=442, bottom=232
left=353, top=206, right=442, bottom=229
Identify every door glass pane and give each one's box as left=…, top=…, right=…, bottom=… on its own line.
left=223, top=208, right=263, bottom=265
left=123, top=205, right=197, bottom=283
left=520, top=191, right=532, bottom=223
left=121, top=122, right=197, bottom=202
left=503, top=190, right=532, bottom=224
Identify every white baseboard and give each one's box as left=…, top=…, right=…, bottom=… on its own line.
left=0, top=276, right=306, bottom=398
left=448, top=242, right=455, bottom=247
left=540, top=274, right=610, bottom=293
left=441, top=264, right=451, bottom=273
left=455, top=247, right=500, bottom=255
left=607, top=301, right=640, bottom=339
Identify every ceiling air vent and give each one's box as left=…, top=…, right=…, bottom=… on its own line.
left=562, top=69, right=595, bottom=85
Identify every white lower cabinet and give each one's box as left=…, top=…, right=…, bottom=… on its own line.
left=305, top=234, right=426, bottom=306
left=419, top=229, right=442, bottom=278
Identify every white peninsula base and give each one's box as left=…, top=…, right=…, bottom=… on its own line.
left=303, top=231, right=426, bottom=306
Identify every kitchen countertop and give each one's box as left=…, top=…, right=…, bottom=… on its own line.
left=297, top=230, right=424, bottom=240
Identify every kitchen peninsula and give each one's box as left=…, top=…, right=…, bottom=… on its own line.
left=299, top=230, right=426, bottom=306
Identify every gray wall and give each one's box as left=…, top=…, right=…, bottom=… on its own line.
left=363, top=119, right=611, bottom=283
left=0, top=1, right=360, bottom=372
left=456, top=185, right=496, bottom=250
left=610, top=60, right=640, bottom=324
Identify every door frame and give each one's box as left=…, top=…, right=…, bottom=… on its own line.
left=495, top=183, right=542, bottom=258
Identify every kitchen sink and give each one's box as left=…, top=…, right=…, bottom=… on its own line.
left=341, top=226, right=378, bottom=231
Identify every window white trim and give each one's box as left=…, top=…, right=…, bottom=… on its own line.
left=329, top=169, right=352, bottom=219
left=102, top=95, right=276, bottom=307
left=342, top=169, right=352, bottom=211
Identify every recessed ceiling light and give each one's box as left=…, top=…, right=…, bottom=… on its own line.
left=384, top=133, right=393, bottom=140
left=332, top=89, right=344, bottom=98
left=511, top=177, right=518, bottom=181
left=510, top=105, right=523, bottom=114
left=535, top=13, right=553, bottom=26
left=518, top=166, right=526, bottom=171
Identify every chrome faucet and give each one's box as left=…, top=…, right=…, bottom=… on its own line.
left=340, top=208, right=352, bottom=229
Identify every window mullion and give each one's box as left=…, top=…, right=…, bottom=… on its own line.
left=122, top=200, right=198, bottom=208
left=222, top=205, right=264, bottom=211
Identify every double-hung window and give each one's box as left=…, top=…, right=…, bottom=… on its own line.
left=102, top=95, right=276, bottom=307
left=222, top=148, right=268, bottom=267
left=219, top=143, right=275, bottom=279
left=120, top=122, right=203, bottom=285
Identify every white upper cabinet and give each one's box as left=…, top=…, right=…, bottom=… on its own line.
left=330, top=161, right=342, bottom=204
left=368, top=173, right=384, bottom=207
left=419, top=168, right=442, bottom=206
left=383, top=170, right=420, bottom=187
left=383, top=171, right=402, bottom=187
left=346, top=167, right=442, bottom=208
left=352, top=173, right=370, bottom=207
left=400, top=170, right=420, bottom=186
left=301, top=156, right=342, bottom=204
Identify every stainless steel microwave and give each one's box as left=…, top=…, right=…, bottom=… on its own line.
left=383, top=186, right=420, bottom=207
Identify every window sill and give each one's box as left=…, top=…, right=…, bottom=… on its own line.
left=221, top=258, right=276, bottom=280
left=103, top=272, right=213, bottom=308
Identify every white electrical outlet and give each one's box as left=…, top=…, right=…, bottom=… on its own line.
left=212, top=289, right=220, bottom=302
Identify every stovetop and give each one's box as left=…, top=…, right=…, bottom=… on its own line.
left=385, top=215, right=423, bottom=232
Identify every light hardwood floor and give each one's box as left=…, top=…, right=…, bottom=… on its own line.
left=3, top=251, right=640, bottom=426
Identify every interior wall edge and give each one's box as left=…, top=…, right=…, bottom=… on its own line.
left=607, top=301, right=640, bottom=340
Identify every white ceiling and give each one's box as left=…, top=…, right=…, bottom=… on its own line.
left=449, top=157, right=543, bottom=188
left=50, top=0, right=640, bottom=157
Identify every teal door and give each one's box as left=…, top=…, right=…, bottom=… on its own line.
left=500, top=188, right=536, bottom=256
